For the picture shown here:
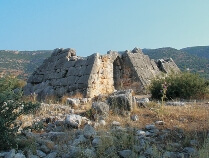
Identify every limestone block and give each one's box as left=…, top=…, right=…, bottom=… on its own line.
left=108, top=89, right=134, bottom=111
left=54, top=87, right=67, bottom=97
left=63, top=61, right=76, bottom=68
left=77, top=75, right=89, bottom=84
left=78, top=66, right=86, bottom=77
left=23, top=83, right=33, bottom=95
left=51, top=48, right=63, bottom=56
left=30, top=74, right=44, bottom=84
left=46, top=62, right=56, bottom=71
left=86, top=54, right=97, bottom=65
left=75, top=59, right=87, bottom=67
left=61, top=48, right=76, bottom=56
left=56, top=52, right=71, bottom=61
left=41, top=86, right=54, bottom=97
left=84, top=65, right=93, bottom=75
left=55, top=58, right=69, bottom=69
left=67, top=67, right=77, bottom=76
left=66, top=76, right=77, bottom=85
left=68, top=85, right=78, bottom=92
left=77, top=83, right=88, bottom=89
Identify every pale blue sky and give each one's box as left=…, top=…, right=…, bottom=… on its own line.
left=0, top=0, right=209, bottom=56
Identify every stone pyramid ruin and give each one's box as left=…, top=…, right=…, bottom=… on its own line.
left=24, top=47, right=180, bottom=99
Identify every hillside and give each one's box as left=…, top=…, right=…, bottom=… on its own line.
left=181, top=46, right=209, bottom=59
left=0, top=50, right=52, bottom=79
left=1, top=47, right=209, bottom=79
left=143, top=47, right=209, bottom=79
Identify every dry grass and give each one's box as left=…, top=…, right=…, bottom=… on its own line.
left=105, top=102, right=209, bottom=132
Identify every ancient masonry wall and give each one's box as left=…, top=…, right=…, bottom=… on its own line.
left=24, top=47, right=180, bottom=99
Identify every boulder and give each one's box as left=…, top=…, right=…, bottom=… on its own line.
left=166, top=101, right=185, bottom=106
left=84, top=149, right=96, bottom=158
left=92, top=102, right=109, bottom=115
left=92, top=137, right=102, bottom=147
left=119, top=150, right=136, bottom=158
left=66, top=98, right=80, bottom=107
left=136, top=98, right=149, bottom=107
left=45, top=152, right=57, bottom=158
left=65, top=114, right=83, bottom=128
left=14, top=153, right=26, bottom=158
left=108, top=89, right=134, bottom=111
left=73, top=135, right=88, bottom=146
left=83, top=124, right=96, bottom=139
left=36, top=150, right=46, bottom=158
left=112, top=121, right=121, bottom=126
left=5, top=149, right=15, bottom=158
left=131, top=115, right=138, bottom=121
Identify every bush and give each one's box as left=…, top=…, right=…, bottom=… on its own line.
left=0, top=76, right=40, bottom=150
left=149, top=72, right=209, bottom=100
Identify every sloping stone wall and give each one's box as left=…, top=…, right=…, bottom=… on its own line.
left=24, top=47, right=180, bottom=99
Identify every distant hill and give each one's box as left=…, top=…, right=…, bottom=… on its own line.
left=143, top=47, right=209, bottom=79
left=181, top=46, right=209, bottom=59
left=0, top=50, right=52, bottom=79
left=1, top=46, right=209, bottom=80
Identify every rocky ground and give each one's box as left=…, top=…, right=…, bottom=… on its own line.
left=0, top=90, right=209, bottom=158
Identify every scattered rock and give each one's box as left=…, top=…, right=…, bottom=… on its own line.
left=99, top=120, right=106, bottom=126
left=73, top=135, right=88, bottom=146
left=66, top=98, right=80, bottom=107
left=183, top=147, right=197, bottom=157
left=84, top=148, right=96, bottom=158
left=45, top=152, right=57, bottom=158
left=65, top=114, right=82, bottom=128
left=92, top=102, right=109, bottom=115
left=119, top=150, right=136, bottom=158
left=5, top=149, right=15, bottom=158
left=83, top=124, right=96, bottom=138
left=136, top=98, right=149, bottom=107
left=155, top=120, right=164, bottom=125
left=145, top=124, right=156, bottom=130
left=166, top=102, right=185, bottom=106
left=40, top=144, right=50, bottom=154
left=112, top=121, right=121, bottom=126
left=136, top=130, right=146, bottom=137
left=36, top=150, right=46, bottom=158
left=14, top=153, right=26, bottom=158
left=92, top=137, right=102, bottom=147
left=131, top=115, right=139, bottom=121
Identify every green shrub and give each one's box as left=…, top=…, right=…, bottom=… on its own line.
left=0, top=76, right=40, bottom=150
left=149, top=72, right=209, bottom=100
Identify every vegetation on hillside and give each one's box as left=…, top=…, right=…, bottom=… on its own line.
left=149, top=71, right=209, bottom=100
left=0, top=50, right=51, bottom=79
left=0, top=76, right=40, bottom=150
left=181, top=46, right=209, bottom=59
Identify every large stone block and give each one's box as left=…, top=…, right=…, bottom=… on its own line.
left=108, top=89, right=134, bottom=111
left=63, top=61, right=76, bottom=68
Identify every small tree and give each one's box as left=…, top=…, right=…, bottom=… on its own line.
left=0, top=76, right=40, bottom=150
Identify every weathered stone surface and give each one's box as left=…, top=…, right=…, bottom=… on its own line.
left=65, top=114, right=83, bottom=128
left=92, top=102, right=109, bottom=115
left=24, top=47, right=180, bottom=99
left=66, top=98, right=80, bottom=107
left=83, top=124, right=96, bottom=138
left=166, top=101, right=185, bottom=106
left=156, top=58, right=180, bottom=74
left=108, top=89, right=134, bottom=111
left=119, top=150, right=136, bottom=158
left=136, top=98, right=149, bottom=107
